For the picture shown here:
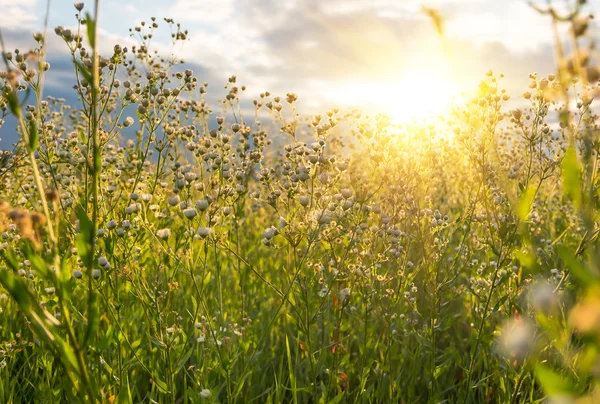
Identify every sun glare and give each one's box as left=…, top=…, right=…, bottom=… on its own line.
left=328, top=69, right=463, bottom=123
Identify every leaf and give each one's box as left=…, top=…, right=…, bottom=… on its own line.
left=75, top=206, right=93, bottom=269
left=535, top=363, right=573, bottom=397
left=562, top=146, right=582, bottom=207
left=285, top=336, right=297, bottom=404
left=327, top=392, right=345, bottom=404
left=517, top=185, right=536, bottom=221
left=85, top=13, right=96, bottom=49
left=175, top=347, right=194, bottom=373
left=28, top=118, right=38, bottom=151
left=6, top=90, right=20, bottom=116
left=151, top=374, right=169, bottom=393
left=75, top=60, right=92, bottom=85
left=491, top=294, right=509, bottom=313
left=558, top=245, right=599, bottom=285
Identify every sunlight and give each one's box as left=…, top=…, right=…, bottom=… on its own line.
left=327, top=68, right=463, bottom=123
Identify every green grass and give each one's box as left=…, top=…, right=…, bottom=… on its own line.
left=1, top=1, right=600, bottom=403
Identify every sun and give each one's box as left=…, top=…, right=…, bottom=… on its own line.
left=327, top=68, right=463, bottom=124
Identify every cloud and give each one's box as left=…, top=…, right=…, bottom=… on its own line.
left=446, top=1, right=555, bottom=52
left=0, top=0, right=565, bottom=142
left=0, top=0, right=39, bottom=31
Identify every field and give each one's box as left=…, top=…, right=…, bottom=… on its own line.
left=1, top=1, right=600, bottom=403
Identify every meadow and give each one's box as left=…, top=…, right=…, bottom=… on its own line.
left=1, top=1, right=600, bottom=403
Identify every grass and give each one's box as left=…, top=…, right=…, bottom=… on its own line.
left=1, top=1, right=600, bottom=403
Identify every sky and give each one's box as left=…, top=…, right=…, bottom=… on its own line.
left=0, top=0, right=598, bottom=142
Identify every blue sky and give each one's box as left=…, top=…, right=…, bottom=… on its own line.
left=0, top=0, right=598, bottom=141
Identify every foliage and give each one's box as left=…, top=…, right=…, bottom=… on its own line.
left=0, top=1, right=600, bottom=403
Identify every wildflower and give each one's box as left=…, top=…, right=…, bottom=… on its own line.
left=167, top=195, right=180, bottom=207
left=92, top=269, right=101, bottom=279
left=197, top=227, right=211, bottom=238
left=183, top=208, right=197, bottom=219
left=529, top=281, right=559, bottom=314
left=263, top=226, right=277, bottom=239
left=341, top=188, right=352, bottom=199
left=200, top=389, right=211, bottom=399
left=106, top=220, right=117, bottom=229
left=45, top=287, right=56, bottom=295
left=278, top=216, right=287, bottom=229
left=122, top=116, right=134, bottom=127
left=340, top=288, right=351, bottom=303
left=73, top=270, right=82, bottom=279
left=497, top=319, right=535, bottom=361
left=298, top=196, right=310, bottom=207
left=156, top=228, right=171, bottom=240
left=196, top=199, right=209, bottom=210
left=74, top=2, right=84, bottom=11
left=315, top=209, right=332, bottom=225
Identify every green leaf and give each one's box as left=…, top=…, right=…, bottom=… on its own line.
left=151, top=374, right=169, bottom=393
left=535, top=363, right=573, bottom=397
left=558, top=245, right=599, bottom=285
left=562, top=146, right=582, bottom=207
left=75, top=206, right=93, bottom=269
left=327, top=393, right=345, bottom=404
left=5, top=90, right=20, bottom=117
left=75, top=60, right=92, bottom=85
left=28, top=118, right=38, bottom=151
left=491, top=294, right=509, bottom=313
left=175, top=347, right=194, bottom=372
left=517, top=185, right=536, bottom=221
left=85, top=13, right=96, bottom=49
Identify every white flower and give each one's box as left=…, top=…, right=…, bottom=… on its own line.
left=197, top=227, right=211, bottom=238
left=183, top=208, right=197, bottom=219
left=156, top=228, right=171, bottom=240
left=73, top=270, right=83, bottom=279
left=125, top=204, right=140, bottom=214
left=98, top=256, right=108, bottom=267
left=200, top=389, right=211, bottom=399
left=45, top=287, right=56, bottom=295
left=263, top=226, right=277, bottom=239
left=298, top=195, right=310, bottom=207
left=106, top=220, right=117, bottom=229
left=92, top=269, right=101, bottom=279
left=196, top=199, right=209, bottom=210
left=340, top=288, right=351, bottom=303
left=167, top=195, right=180, bottom=207
left=498, top=319, right=534, bottom=361
left=315, top=209, right=332, bottom=225
left=122, top=116, right=134, bottom=127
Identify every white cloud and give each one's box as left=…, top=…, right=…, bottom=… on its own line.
left=168, top=0, right=236, bottom=24
left=0, top=0, right=38, bottom=30
left=446, top=1, right=555, bottom=52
